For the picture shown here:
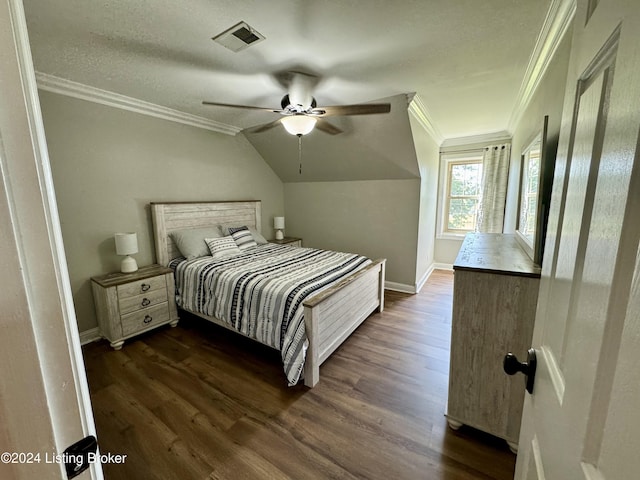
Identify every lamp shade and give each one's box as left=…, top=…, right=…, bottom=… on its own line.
left=115, top=232, right=138, bottom=255
left=281, top=115, right=316, bottom=136
left=274, top=217, right=285, bottom=230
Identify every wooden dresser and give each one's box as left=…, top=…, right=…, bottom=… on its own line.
left=446, top=233, right=541, bottom=451
left=91, top=264, right=179, bottom=350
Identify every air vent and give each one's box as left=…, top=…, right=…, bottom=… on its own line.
left=212, top=21, right=265, bottom=52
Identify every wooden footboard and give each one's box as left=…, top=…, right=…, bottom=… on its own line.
left=303, top=258, right=386, bottom=387
left=150, top=201, right=387, bottom=388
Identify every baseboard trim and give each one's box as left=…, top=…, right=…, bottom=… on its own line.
left=79, top=327, right=101, bottom=346
left=415, top=264, right=436, bottom=293
left=433, top=263, right=454, bottom=271
left=385, top=281, right=416, bottom=294
left=386, top=263, right=448, bottom=294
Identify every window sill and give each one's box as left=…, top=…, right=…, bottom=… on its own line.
left=436, top=232, right=469, bottom=241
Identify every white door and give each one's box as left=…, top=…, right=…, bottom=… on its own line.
left=0, top=1, right=102, bottom=479
left=515, top=0, right=640, bottom=479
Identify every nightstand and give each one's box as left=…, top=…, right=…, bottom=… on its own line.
left=269, top=237, right=302, bottom=247
left=91, top=264, right=179, bottom=350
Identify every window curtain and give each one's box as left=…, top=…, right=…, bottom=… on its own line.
left=476, top=144, right=510, bottom=233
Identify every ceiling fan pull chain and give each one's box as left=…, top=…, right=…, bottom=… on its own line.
left=298, top=134, right=303, bottom=174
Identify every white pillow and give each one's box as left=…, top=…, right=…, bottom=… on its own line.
left=205, top=236, right=242, bottom=259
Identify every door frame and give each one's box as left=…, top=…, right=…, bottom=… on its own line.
left=515, top=0, right=640, bottom=478
left=0, top=0, right=101, bottom=478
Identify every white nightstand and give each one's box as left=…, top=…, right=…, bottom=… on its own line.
left=269, top=237, right=302, bottom=247
left=91, top=264, right=179, bottom=350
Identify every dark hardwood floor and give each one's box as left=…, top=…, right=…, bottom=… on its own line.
left=82, top=270, right=516, bottom=479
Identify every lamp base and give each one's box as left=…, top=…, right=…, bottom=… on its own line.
left=275, top=229, right=284, bottom=240
left=120, top=255, right=138, bottom=273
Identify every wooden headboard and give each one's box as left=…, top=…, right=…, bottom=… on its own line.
left=150, top=201, right=262, bottom=265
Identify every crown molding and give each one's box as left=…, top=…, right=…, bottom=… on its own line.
left=440, top=130, right=511, bottom=150
left=35, top=72, right=241, bottom=136
left=508, top=0, right=576, bottom=132
left=408, top=94, right=444, bottom=145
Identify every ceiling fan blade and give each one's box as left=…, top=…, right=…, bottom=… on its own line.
left=311, top=103, right=391, bottom=117
left=202, top=101, right=284, bottom=113
left=314, top=118, right=343, bottom=135
left=243, top=118, right=283, bottom=134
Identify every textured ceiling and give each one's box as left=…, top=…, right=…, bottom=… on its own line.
left=24, top=0, right=552, bottom=141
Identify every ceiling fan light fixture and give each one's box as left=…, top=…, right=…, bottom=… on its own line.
left=281, top=115, right=317, bottom=136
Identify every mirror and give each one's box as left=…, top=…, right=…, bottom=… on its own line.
left=516, top=116, right=549, bottom=264
left=517, top=136, right=541, bottom=248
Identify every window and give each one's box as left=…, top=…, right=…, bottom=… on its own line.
left=441, top=156, right=483, bottom=234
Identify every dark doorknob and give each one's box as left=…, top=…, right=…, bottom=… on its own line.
left=503, top=348, right=537, bottom=394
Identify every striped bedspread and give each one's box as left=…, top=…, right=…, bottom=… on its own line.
left=173, top=244, right=372, bottom=385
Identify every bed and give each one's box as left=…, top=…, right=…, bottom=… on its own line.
left=150, top=201, right=386, bottom=387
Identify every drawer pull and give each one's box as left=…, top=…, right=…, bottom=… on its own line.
left=140, top=283, right=151, bottom=292
left=143, top=315, right=153, bottom=324
left=141, top=298, right=151, bottom=307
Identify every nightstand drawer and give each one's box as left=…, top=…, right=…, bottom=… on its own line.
left=117, top=275, right=166, bottom=298
left=118, top=288, right=168, bottom=315
left=92, top=264, right=179, bottom=350
left=121, top=303, right=170, bottom=336
left=269, top=237, right=302, bottom=247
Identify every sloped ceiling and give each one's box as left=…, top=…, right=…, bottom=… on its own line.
left=23, top=0, right=553, bottom=181
left=245, top=94, right=419, bottom=182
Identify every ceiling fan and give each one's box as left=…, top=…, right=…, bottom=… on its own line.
left=202, top=72, right=391, bottom=136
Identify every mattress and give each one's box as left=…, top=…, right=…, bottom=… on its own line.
left=172, top=243, right=371, bottom=385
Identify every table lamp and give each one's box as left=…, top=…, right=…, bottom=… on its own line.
left=115, top=232, right=138, bottom=273
left=274, top=217, right=285, bottom=240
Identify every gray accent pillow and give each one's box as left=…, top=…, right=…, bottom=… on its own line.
left=249, top=227, right=268, bottom=245
left=170, top=226, right=223, bottom=259
left=230, top=227, right=258, bottom=250
left=221, top=225, right=268, bottom=244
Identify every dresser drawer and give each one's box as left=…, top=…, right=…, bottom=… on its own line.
left=121, top=303, right=170, bottom=336
left=117, top=275, right=166, bottom=298
left=118, top=288, right=168, bottom=315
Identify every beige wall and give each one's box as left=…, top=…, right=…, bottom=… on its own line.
left=282, top=105, right=441, bottom=292
left=434, top=238, right=464, bottom=266
left=45, top=44, right=566, bottom=331
left=283, top=180, right=421, bottom=288
left=40, top=91, right=284, bottom=333
left=505, top=26, right=573, bottom=233
left=409, top=116, right=441, bottom=286
left=433, top=27, right=573, bottom=266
